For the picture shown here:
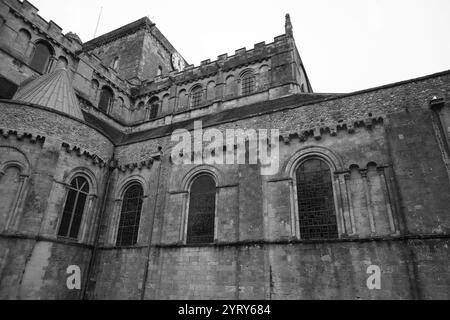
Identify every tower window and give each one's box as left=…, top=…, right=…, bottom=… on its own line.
left=241, top=71, right=255, bottom=96
left=296, top=159, right=338, bottom=240
left=190, top=86, right=203, bottom=108
left=116, top=183, right=144, bottom=247
left=98, top=86, right=114, bottom=113
left=148, top=97, right=160, bottom=119
left=30, top=41, right=54, bottom=74
left=58, top=176, right=89, bottom=240
left=187, top=175, right=216, bottom=244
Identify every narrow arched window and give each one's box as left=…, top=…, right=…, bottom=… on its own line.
left=241, top=70, right=255, bottom=96
left=178, top=89, right=187, bottom=110
left=57, top=56, right=68, bottom=69
left=190, top=85, right=203, bottom=108
left=187, top=175, right=216, bottom=244
left=58, top=176, right=89, bottom=240
left=225, top=75, right=235, bottom=96
left=15, top=29, right=31, bottom=53
left=98, top=86, right=114, bottom=113
left=296, top=159, right=338, bottom=240
left=161, top=94, right=170, bottom=115
left=116, top=183, right=144, bottom=246
left=206, top=81, right=215, bottom=101
left=30, top=41, right=53, bottom=73
left=157, top=66, right=163, bottom=76
left=148, top=97, right=160, bottom=120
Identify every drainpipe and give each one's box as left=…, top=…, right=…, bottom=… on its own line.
left=140, top=154, right=163, bottom=300
left=80, top=157, right=115, bottom=300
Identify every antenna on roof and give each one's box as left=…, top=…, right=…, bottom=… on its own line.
left=93, top=6, right=103, bottom=39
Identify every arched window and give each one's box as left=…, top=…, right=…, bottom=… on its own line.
left=98, top=86, right=114, bottom=113
left=161, top=94, right=170, bottom=115
left=206, top=81, right=215, bottom=101
left=15, top=29, right=31, bottom=53
left=0, top=166, right=22, bottom=230
left=148, top=97, right=160, bottom=120
left=241, top=70, right=255, bottom=95
left=116, top=183, right=144, bottom=246
left=58, top=176, right=89, bottom=240
left=259, top=65, right=269, bottom=89
left=30, top=41, right=53, bottom=73
left=57, top=56, right=68, bottom=69
left=225, top=75, right=235, bottom=96
left=187, top=175, right=216, bottom=244
left=178, top=89, right=187, bottom=110
left=157, top=66, right=163, bottom=76
left=296, top=158, right=338, bottom=240
left=190, top=85, right=203, bottom=108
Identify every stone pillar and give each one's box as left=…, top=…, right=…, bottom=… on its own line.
left=343, top=173, right=357, bottom=236
left=361, top=169, right=376, bottom=234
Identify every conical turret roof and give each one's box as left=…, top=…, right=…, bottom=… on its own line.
left=13, top=64, right=84, bottom=120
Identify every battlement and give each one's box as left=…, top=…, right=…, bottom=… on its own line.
left=137, top=34, right=292, bottom=96
left=1, top=0, right=83, bottom=53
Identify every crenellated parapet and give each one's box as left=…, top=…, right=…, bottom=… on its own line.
left=0, top=127, right=45, bottom=144
left=0, top=0, right=82, bottom=56
left=137, top=34, right=294, bottom=98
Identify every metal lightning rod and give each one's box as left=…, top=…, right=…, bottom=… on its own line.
left=93, top=6, right=103, bottom=39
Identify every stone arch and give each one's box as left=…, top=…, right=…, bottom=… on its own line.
left=239, top=68, right=256, bottom=95
left=56, top=168, right=100, bottom=242
left=284, top=146, right=345, bottom=239
left=206, top=81, right=216, bottom=101
left=15, top=28, right=31, bottom=54
left=180, top=166, right=221, bottom=244
left=177, top=89, right=188, bottom=111
left=284, top=146, right=344, bottom=177
left=189, top=84, right=203, bottom=108
left=225, top=75, right=236, bottom=96
left=148, top=96, right=160, bottom=120
left=110, top=175, right=148, bottom=246
left=57, top=56, right=68, bottom=69
left=181, top=165, right=223, bottom=191
left=98, top=85, right=114, bottom=113
left=0, top=146, right=31, bottom=232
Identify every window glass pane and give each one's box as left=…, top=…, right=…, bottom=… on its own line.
left=187, top=175, right=216, bottom=244
left=116, top=184, right=143, bottom=246
left=190, top=87, right=202, bottom=107
left=58, top=189, right=77, bottom=237
left=99, top=88, right=113, bottom=112
left=296, top=159, right=338, bottom=240
left=69, top=192, right=87, bottom=239
left=58, top=177, right=89, bottom=239
left=241, top=73, right=255, bottom=95
left=30, top=43, right=51, bottom=73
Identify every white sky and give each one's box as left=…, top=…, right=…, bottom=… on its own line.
left=28, top=0, right=450, bottom=93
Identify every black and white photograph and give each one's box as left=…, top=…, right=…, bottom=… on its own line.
left=0, top=0, right=449, bottom=304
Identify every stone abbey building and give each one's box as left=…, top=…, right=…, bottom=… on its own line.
left=0, top=0, right=449, bottom=300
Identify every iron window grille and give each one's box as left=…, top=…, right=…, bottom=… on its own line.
left=187, top=175, right=216, bottom=244
left=116, top=184, right=144, bottom=246
left=296, top=159, right=339, bottom=240
left=58, top=176, right=89, bottom=240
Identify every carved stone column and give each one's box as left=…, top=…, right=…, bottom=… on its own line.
left=343, top=173, right=357, bottom=236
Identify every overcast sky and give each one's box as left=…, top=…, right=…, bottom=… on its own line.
left=28, top=0, right=450, bottom=93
